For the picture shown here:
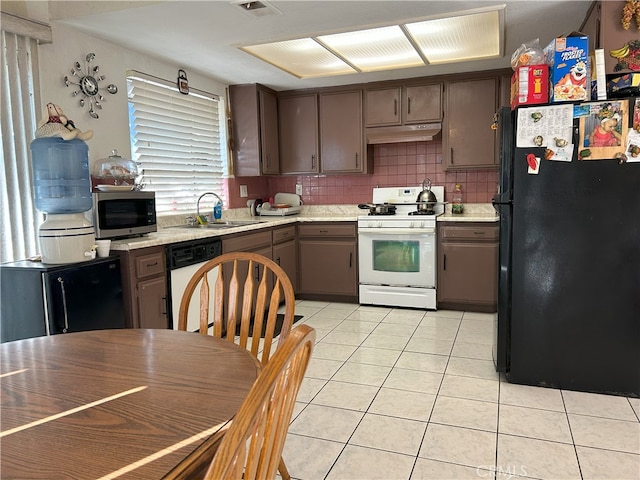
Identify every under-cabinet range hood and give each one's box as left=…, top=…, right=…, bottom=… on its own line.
left=365, top=123, right=441, bottom=144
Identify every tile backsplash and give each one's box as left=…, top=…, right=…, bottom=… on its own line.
left=227, top=140, right=499, bottom=208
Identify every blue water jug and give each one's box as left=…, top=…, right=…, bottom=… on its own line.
left=30, top=137, right=92, bottom=213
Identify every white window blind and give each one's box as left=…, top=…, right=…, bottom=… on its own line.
left=127, top=71, right=226, bottom=214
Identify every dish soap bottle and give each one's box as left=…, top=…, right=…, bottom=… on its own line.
left=213, top=200, right=222, bottom=221
left=452, top=184, right=464, bottom=214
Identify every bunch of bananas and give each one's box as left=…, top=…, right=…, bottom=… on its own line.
left=610, top=44, right=631, bottom=59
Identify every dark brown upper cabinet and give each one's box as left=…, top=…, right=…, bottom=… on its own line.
left=229, top=83, right=279, bottom=176
left=320, top=90, right=369, bottom=174
left=278, top=94, right=319, bottom=174
left=444, top=77, right=499, bottom=170
left=364, top=83, right=442, bottom=127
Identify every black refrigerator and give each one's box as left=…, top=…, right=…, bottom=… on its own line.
left=492, top=103, right=640, bottom=397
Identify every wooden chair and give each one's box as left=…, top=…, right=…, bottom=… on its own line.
left=203, top=324, right=315, bottom=480
left=177, top=251, right=296, bottom=366
left=177, top=251, right=297, bottom=478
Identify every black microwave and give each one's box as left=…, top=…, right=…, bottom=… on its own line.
left=93, top=191, right=157, bottom=239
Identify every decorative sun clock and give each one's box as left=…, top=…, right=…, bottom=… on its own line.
left=64, top=53, right=118, bottom=119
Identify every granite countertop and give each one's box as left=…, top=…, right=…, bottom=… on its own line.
left=111, top=203, right=497, bottom=251
left=110, top=205, right=361, bottom=251
left=437, top=203, right=498, bottom=223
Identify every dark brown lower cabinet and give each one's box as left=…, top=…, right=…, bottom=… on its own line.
left=298, top=223, right=358, bottom=302
left=437, top=223, right=498, bottom=312
left=272, top=226, right=297, bottom=292
left=116, top=246, right=168, bottom=329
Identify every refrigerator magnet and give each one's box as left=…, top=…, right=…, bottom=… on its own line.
left=545, top=139, right=574, bottom=162
left=526, top=153, right=540, bottom=174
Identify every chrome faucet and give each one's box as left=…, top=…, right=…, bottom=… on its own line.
left=196, top=192, right=224, bottom=222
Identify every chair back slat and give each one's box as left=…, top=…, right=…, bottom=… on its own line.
left=213, top=268, right=224, bottom=338
left=198, top=274, right=210, bottom=336
left=225, top=259, right=242, bottom=342
left=239, top=259, right=257, bottom=350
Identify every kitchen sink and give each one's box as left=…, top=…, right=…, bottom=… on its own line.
left=171, top=220, right=266, bottom=229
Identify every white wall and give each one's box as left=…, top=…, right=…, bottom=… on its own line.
left=38, top=23, right=228, bottom=168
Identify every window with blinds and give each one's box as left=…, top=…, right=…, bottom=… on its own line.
left=126, top=71, right=227, bottom=214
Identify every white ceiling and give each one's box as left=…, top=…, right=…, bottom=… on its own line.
left=50, top=0, right=593, bottom=92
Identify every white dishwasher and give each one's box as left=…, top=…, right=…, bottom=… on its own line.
left=166, top=238, right=222, bottom=332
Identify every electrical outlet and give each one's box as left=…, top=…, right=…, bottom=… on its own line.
left=240, top=185, right=248, bottom=197
left=295, top=184, right=302, bottom=196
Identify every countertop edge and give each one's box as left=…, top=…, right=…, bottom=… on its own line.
left=111, top=205, right=498, bottom=251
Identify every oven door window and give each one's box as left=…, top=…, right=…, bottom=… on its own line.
left=358, top=230, right=436, bottom=288
left=372, top=240, right=420, bottom=273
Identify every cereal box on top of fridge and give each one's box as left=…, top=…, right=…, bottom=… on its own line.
left=510, top=65, right=549, bottom=110
left=544, top=32, right=589, bottom=103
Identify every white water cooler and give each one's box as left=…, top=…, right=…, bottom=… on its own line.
left=30, top=137, right=96, bottom=264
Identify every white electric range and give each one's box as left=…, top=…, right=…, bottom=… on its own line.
left=357, top=185, right=444, bottom=309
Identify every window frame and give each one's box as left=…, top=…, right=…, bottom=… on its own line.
left=126, top=70, right=228, bottom=216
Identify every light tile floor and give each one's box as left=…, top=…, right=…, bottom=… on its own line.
left=278, top=301, right=640, bottom=480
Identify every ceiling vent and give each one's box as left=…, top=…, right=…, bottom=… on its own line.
left=233, top=1, right=281, bottom=18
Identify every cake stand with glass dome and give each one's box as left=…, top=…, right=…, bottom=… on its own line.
left=91, top=150, right=141, bottom=191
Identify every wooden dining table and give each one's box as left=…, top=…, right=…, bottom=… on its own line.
left=0, top=329, right=260, bottom=479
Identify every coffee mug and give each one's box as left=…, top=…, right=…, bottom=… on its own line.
left=95, top=239, right=111, bottom=258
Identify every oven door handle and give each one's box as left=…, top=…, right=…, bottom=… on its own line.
left=358, top=227, right=435, bottom=235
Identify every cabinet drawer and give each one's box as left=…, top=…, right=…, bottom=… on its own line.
left=298, top=224, right=356, bottom=238
left=272, top=226, right=296, bottom=244
left=223, top=230, right=272, bottom=252
left=441, top=226, right=498, bottom=241
left=135, top=252, right=164, bottom=278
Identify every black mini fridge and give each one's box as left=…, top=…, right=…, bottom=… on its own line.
left=0, top=257, right=125, bottom=342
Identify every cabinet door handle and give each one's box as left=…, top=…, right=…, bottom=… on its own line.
left=443, top=254, right=446, bottom=271
left=394, top=99, right=398, bottom=116
left=355, top=152, right=359, bottom=168
left=450, top=147, right=454, bottom=164
left=311, top=154, right=316, bottom=169
left=276, top=256, right=281, bottom=265
left=407, top=97, right=411, bottom=115
left=161, top=295, right=167, bottom=316
left=57, top=277, right=70, bottom=333
left=147, top=261, right=158, bottom=267
left=349, top=252, right=353, bottom=268
left=319, top=230, right=329, bottom=233
left=474, top=231, right=486, bottom=235
left=255, top=265, right=260, bottom=281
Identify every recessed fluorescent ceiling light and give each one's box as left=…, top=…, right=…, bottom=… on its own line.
left=240, top=6, right=505, bottom=79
